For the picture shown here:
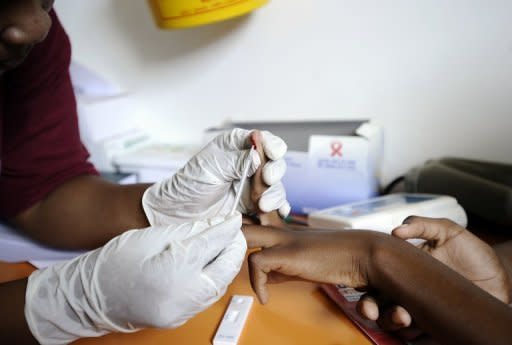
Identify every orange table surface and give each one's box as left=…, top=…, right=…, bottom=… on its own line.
left=0, top=259, right=371, bottom=345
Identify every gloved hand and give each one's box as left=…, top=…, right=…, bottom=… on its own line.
left=25, top=213, right=246, bottom=345
left=142, top=128, right=290, bottom=226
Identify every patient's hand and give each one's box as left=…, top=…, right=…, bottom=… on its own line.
left=399, top=216, right=510, bottom=303
left=357, top=216, right=511, bottom=338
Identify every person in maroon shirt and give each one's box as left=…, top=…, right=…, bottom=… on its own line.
left=0, top=8, right=151, bottom=249
left=0, top=2, right=293, bottom=343
left=0, top=2, right=153, bottom=343
left=0, top=0, right=289, bottom=344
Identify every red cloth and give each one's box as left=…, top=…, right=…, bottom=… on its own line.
left=0, top=11, right=98, bottom=218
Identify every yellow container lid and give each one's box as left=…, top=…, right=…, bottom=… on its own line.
left=148, top=0, right=270, bottom=29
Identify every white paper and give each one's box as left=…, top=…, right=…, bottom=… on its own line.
left=77, top=96, right=142, bottom=144
left=69, top=62, right=123, bottom=98
left=0, top=223, right=84, bottom=268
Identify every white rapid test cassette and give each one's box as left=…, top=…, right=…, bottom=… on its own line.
left=212, top=295, right=253, bottom=345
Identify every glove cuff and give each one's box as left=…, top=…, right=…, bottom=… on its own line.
left=25, top=267, right=107, bottom=345
left=25, top=256, right=138, bottom=344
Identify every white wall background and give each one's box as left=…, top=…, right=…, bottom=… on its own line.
left=54, top=0, right=512, bottom=184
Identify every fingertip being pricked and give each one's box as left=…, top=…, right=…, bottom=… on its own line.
left=250, top=130, right=263, bottom=148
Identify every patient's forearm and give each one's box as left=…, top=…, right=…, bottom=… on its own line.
left=370, top=238, right=512, bottom=345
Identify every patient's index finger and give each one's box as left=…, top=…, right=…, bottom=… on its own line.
left=242, top=225, right=283, bottom=249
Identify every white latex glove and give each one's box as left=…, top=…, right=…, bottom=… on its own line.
left=142, top=128, right=290, bottom=226
left=25, top=213, right=246, bottom=345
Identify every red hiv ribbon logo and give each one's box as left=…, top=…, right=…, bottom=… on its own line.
left=330, top=141, right=343, bottom=157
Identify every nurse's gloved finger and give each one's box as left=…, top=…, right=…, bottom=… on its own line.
left=184, top=213, right=242, bottom=267
left=278, top=201, right=291, bottom=218
left=217, top=128, right=252, bottom=150
left=235, top=147, right=261, bottom=179
left=258, top=182, right=288, bottom=213
left=261, top=130, right=287, bottom=161
left=262, top=159, right=287, bottom=186
left=202, top=232, right=247, bottom=294
left=162, top=221, right=204, bottom=241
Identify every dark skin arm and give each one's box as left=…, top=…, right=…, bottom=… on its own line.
left=243, top=226, right=512, bottom=345
left=12, top=175, right=151, bottom=250
left=9, top=129, right=281, bottom=250
left=11, top=129, right=280, bottom=250
left=0, top=279, right=37, bottom=345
